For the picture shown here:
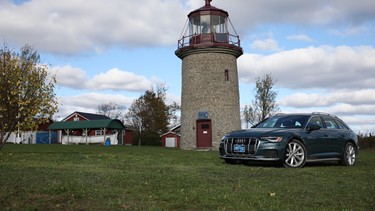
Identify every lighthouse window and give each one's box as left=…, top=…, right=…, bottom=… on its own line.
left=201, top=15, right=210, bottom=34
left=225, top=69, right=229, bottom=81
left=211, top=15, right=226, bottom=33
left=189, top=15, right=227, bottom=36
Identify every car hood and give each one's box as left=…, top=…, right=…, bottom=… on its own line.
left=224, top=128, right=301, bottom=138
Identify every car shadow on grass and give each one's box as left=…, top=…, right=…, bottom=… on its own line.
left=222, top=160, right=343, bottom=168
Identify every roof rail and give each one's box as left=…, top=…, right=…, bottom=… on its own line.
left=312, top=112, right=329, bottom=115
left=274, top=113, right=285, bottom=115
left=311, top=112, right=338, bottom=118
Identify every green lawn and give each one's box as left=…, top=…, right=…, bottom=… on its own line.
left=0, top=144, right=374, bottom=210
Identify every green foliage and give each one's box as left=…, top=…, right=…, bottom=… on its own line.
left=0, top=45, right=58, bottom=149
left=126, top=86, right=169, bottom=146
left=0, top=145, right=374, bottom=210
left=132, top=133, right=162, bottom=146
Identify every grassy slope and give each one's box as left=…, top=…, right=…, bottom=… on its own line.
left=0, top=145, right=374, bottom=210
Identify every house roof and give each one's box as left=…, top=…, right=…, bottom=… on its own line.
left=170, top=124, right=181, bottom=132
left=48, top=119, right=125, bottom=130
left=160, top=124, right=181, bottom=137
left=62, top=111, right=110, bottom=121
left=160, top=131, right=181, bottom=137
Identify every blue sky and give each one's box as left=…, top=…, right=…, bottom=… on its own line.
left=1, top=0, right=375, bottom=133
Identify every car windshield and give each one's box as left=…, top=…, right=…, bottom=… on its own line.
left=255, top=115, right=309, bottom=129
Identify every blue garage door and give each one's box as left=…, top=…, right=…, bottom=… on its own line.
left=36, top=131, right=57, bottom=144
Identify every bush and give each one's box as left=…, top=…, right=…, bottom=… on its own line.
left=132, top=133, right=162, bottom=146
left=358, top=136, right=375, bottom=149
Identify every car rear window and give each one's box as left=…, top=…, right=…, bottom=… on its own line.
left=322, top=116, right=340, bottom=129
left=334, top=119, right=350, bottom=130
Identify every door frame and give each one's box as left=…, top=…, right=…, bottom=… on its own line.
left=196, top=119, right=212, bottom=148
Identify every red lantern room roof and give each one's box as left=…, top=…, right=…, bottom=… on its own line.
left=188, top=0, right=229, bottom=18
left=175, top=0, right=243, bottom=58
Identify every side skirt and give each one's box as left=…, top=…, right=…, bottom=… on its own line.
left=307, top=158, right=341, bottom=162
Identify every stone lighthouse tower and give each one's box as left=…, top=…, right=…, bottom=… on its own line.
left=175, top=0, right=243, bottom=150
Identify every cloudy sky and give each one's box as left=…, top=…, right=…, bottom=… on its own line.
left=1, top=0, right=374, bottom=133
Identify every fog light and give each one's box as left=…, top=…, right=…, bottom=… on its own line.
left=264, top=150, right=278, bottom=158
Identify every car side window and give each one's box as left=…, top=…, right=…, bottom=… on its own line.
left=334, top=119, right=349, bottom=130
left=322, top=116, right=339, bottom=129
left=307, top=116, right=323, bottom=127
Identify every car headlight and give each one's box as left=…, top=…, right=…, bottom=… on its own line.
left=261, top=137, right=283, bottom=142
left=221, top=134, right=228, bottom=142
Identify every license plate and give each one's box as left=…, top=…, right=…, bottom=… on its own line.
left=234, top=144, right=245, bottom=153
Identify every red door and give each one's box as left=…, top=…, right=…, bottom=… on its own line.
left=196, top=120, right=212, bottom=148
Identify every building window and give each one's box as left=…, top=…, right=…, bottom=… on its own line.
left=224, top=69, right=229, bottom=81
left=73, top=117, right=79, bottom=121
left=95, top=130, right=102, bottom=136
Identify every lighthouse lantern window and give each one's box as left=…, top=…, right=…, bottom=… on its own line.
left=189, top=14, right=227, bottom=35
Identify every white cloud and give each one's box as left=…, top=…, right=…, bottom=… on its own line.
left=0, top=0, right=186, bottom=55
left=279, top=89, right=375, bottom=108
left=286, top=34, right=313, bottom=42
left=51, top=65, right=155, bottom=92
left=327, top=104, right=375, bottom=116
left=251, top=38, right=281, bottom=52
left=239, top=45, right=375, bottom=89
left=214, top=0, right=375, bottom=31
left=329, top=24, right=370, bottom=37
left=86, top=68, right=153, bottom=92
left=311, top=6, right=340, bottom=25
left=240, top=45, right=375, bottom=132
left=2, top=0, right=375, bottom=55
left=56, top=92, right=134, bottom=119
left=61, top=92, right=133, bottom=109
left=50, top=65, right=87, bottom=89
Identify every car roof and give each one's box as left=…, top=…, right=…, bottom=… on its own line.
left=274, top=112, right=338, bottom=118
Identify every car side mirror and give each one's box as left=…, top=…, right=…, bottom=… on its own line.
left=307, top=124, right=321, bottom=131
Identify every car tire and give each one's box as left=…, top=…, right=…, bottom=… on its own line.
left=340, top=142, right=356, bottom=166
left=283, top=140, right=307, bottom=168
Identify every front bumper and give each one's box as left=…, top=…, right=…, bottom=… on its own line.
left=219, top=138, right=285, bottom=161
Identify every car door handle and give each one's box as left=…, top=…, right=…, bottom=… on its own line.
left=324, top=134, right=329, bottom=137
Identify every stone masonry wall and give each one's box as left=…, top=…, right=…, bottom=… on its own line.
left=180, top=49, right=241, bottom=149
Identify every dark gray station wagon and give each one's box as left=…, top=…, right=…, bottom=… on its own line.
left=219, top=113, right=359, bottom=168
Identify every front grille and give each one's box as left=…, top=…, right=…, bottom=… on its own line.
left=223, top=137, right=260, bottom=155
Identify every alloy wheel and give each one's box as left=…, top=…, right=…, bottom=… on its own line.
left=344, top=143, right=356, bottom=166
left=284, top=140, right=306, bottom=168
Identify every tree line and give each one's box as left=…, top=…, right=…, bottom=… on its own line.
left=0, top=44, right=279, bottom=149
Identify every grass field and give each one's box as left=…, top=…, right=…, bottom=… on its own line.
left=0, top=144, right=374, bottom=210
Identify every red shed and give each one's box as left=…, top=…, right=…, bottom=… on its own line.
left=160, top=125, right=180, bottom=148
left=123, top=127, right=134, bottom=145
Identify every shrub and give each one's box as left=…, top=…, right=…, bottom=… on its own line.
left=358, top=136, right=375, bottom=149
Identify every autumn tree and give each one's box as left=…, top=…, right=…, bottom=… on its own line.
left=126, top=85, right=170, bottom=146
left=97, top=102, right=126, bottom=120
left=0, top=44, right=58, bottom=149
left=244, top=74, right=279, bottom=127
